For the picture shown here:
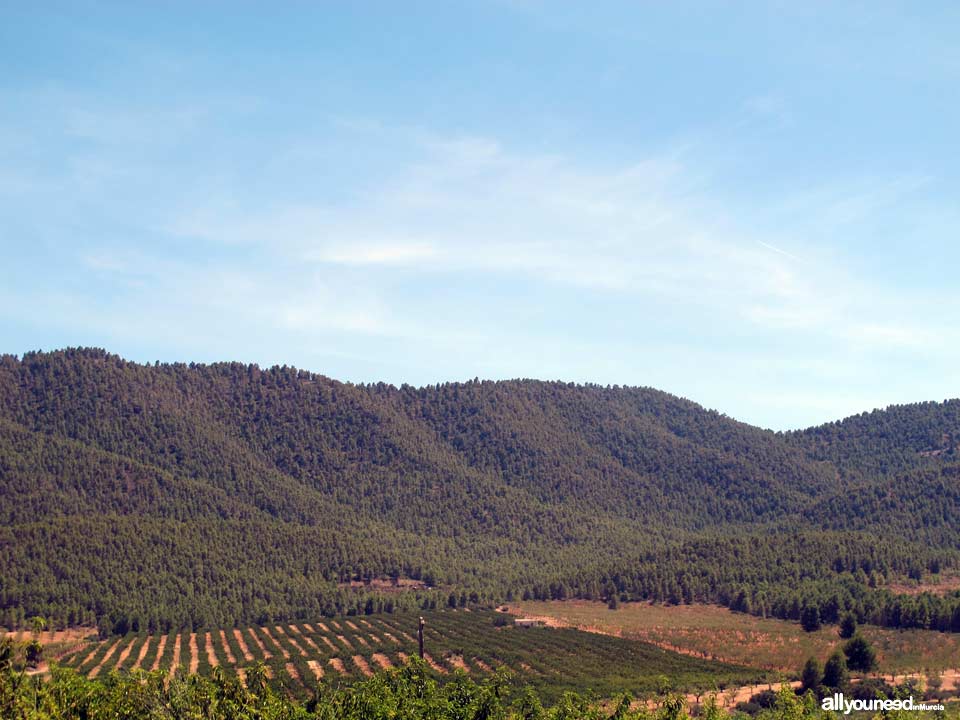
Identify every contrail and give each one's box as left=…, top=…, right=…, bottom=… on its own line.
left=757, top=240, right=802, bottom=262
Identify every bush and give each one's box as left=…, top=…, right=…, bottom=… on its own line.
left=748, top=689, right=779, bottom=708
left=850, top=678, right=895, bottom=701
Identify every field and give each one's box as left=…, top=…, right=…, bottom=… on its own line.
left=51, top=610, right=767, bottom=702
left=886, top=571, right=960, bottom=596
left=3, top=626, right=98, bottom=668
left=508, top=601, right=960, bottom=676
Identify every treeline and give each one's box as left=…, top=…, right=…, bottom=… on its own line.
left=3, top=348, right=960, bottom=635
left=722, top=578, right=960, bottom=633
left=5, top=515, right=957, bottom=637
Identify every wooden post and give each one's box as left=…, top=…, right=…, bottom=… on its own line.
left=418, top=616, right=425, bottom=659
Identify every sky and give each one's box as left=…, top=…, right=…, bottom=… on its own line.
left=1, top=2, right=959, bottom=430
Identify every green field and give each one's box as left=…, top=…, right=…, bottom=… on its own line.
left=55, top=610, right=768, bottom=702
left=509, top=601, right=960, bottom=675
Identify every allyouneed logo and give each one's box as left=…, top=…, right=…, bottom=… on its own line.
left=821, top=693, right=944, bottom=714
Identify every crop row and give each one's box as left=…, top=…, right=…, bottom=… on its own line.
left=58, top=614, right=479, bottom=697
left=57, top=611, right=767, bottom=701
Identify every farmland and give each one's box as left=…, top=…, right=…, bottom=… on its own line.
left=508, top=601, right=960, bottom=675
left=51, top=610, right=766, bottom=702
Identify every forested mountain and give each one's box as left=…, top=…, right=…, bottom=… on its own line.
left=789, top=401, right=960, bottom=478
left=2, top=348, right=959, bottom=634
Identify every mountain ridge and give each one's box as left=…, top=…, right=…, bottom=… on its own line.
left=2, top=347, right=959, bottom=634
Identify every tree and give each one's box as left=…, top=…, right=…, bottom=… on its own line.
left=25, top=639, right=42, bottom=668
left=838, top=613, right=857, bottom=639
left=29, top=616, right=46, bottom=638
left=822, top=650, right=849, bottom=689
left=844, top=635, right=877, bottom=672
left=800, top=657, right=822, bottom=693
left=801, top=606, right=821, bottom=633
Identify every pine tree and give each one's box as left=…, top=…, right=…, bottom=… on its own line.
left=801, top=606, right=821, bottom=632
left=822, top=650, right=849, bottom=689
left=839, top=613, right=857, bottom=639
left=843, top=635, right=877, bottom=672
left=800, top=657, right=822, bottom=693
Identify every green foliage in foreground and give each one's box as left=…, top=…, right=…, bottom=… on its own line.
left=3, top=650, right=959, bottom=720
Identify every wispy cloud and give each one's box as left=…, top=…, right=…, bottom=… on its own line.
left=756, top=240, right=803, bottom=263
left=167, top=128, right=956, bottom=364
left=4, top=102, right=958, bottom=429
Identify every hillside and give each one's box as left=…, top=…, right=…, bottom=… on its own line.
left=1, top=348, right=959, bottom=634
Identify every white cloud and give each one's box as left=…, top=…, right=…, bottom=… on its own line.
left=6, top=112, right=958, bottom=429
left=166, top=129, right=957, bottom=362
left=307, top=241, right=437, bottom=266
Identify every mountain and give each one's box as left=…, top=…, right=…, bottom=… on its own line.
left=1, top=348, right=959, bottom=634
left=790, top=400, right=960, bottom=478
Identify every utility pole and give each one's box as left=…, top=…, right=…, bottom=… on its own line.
left=418, top=616, right=425, bottom=659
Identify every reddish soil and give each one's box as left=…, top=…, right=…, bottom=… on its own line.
left=447, top=654, right=469, bottom=672
left=887, top=574, right=960, bottom=596
left=371, top=653, right=393, bottom=670
left=2, top=627, right=95, bottom=645
left=88, top=637, right=123, bottom=678
left=290, top=626, right=321, bottom=654
left=150, top=634, right=167, bottom=671
left=277, top=627, right=307, bottom=656
left=352, top=655, right=373, bottom=677
left=337, top=578, right=427, bottom=593
left=260, top=627, right=289, bottom=659
left=246, top=628, right=270, bottom=659
left=472, top=658, right=492, bottom=673
left=168, top=634, right=181, bottom=678
left=285, top=662, right=301, bottom=683
left=131, top=636, right=151, bottom=670
left=423, top=653, right=447, bottom=674
left=219, top=630, right=236, bottom=664
left=204, top=632, right=218, bottom=667
left=188, top=633, right=199, bottom=673
left=114, top=637, right=136, bottom=669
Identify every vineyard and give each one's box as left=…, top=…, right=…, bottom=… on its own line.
left=53, top=610, right=766, bottom=702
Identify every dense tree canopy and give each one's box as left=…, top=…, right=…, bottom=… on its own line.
left=2, top=348, right=960, bottom=634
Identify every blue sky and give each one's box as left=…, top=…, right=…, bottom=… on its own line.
left=2, top=2, right=959, bottom=430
